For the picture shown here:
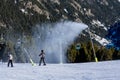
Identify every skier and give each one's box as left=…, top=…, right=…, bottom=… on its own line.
left=39, top=50, right=46, bottom=66
left=8, top=53, right=13, bottom=67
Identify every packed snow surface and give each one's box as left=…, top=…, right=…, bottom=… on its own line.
left=0, top=60, right=119, bottom=80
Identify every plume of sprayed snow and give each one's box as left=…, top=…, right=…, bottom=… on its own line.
left=29, top=21, right=88, bottom=63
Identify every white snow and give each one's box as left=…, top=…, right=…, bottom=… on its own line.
left=14, top=0, right=17, bottom=4
left=103, top=26, right=108, bottom=31
left=92, top=20, right=104, bottom=27
left=85, top=28, right=109, bottom=46
left=83, top=8, right=86, bottom=11
left=92, top=34, right=110, bottom=46
left=20, top=9, right=28, bottom=14
left=64, top=8, right=68, bottom=13
left=0, top=60, right=120, bottom=80
left=96, top=37, right=110, bottom=46
left=20, top=9, right=25, bottom=12
left=118, top=0, right=120, bottom=2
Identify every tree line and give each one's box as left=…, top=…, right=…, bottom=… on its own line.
left=67, top=42, right=120, bottom=63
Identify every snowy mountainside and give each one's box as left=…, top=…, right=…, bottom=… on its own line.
left=0, top=60, right=120, bottom=80
left=0, top=0, right=120, bottom=62
left=0, top=0, right=120, bottom=44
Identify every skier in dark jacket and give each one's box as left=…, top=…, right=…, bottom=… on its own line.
left=8, top=53, right=13, bottom=67
left=39, top=50, right=46, bottom=66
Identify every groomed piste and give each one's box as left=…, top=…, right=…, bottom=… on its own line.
left=0, top=60, right=119, bottom=80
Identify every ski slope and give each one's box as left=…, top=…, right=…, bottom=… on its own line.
left=0, top=60, right=120, bottom=80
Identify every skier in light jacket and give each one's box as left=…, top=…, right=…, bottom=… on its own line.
left=8, top=53, right=13, bottom=67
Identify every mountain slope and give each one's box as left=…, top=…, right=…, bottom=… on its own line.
left=0, top=60, right=120, bottom=80
left=0, top=0, right=120, bottom=62
left=0, top=0, right=120, bottom=43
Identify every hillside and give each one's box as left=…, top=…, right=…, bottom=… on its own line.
left=0, top=0, right=120, bottom=62
left=0, top=0, right=120, bottom=42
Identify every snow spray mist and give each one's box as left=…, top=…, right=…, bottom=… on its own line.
left=29, top=21, right=88, bottom=63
